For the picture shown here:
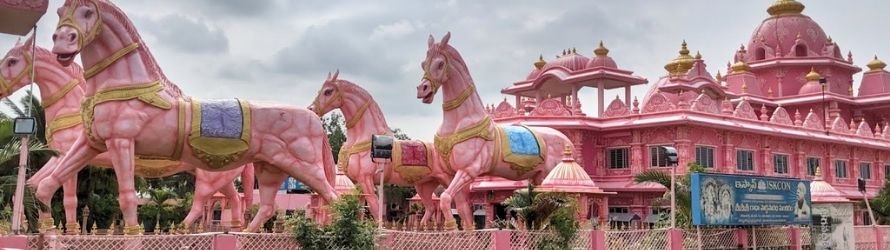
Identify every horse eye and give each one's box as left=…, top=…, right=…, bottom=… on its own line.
left=83, top=9, right=94, bottom=18
left=323, top=89, right=333, bottom=96
left=436, top=61, right=445, bottom=70
left=6, top=59, right=17, bottom=67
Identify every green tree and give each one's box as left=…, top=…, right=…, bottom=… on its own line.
left=632, top=163, right=707, bottom=228
left=502, top=184, right=578, bottom=250
left=866, top=181, right=890, bottom=225
left=289, top=191, right=376, bottom=250
left=322, top=113, right=347, bottom=163
left=137, top=187, right=179, bottom=232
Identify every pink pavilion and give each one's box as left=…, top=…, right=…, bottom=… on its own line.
left=466, top=0, right=890, bottom=227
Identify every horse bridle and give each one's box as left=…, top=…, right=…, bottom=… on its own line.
left=0, top=52, right=34, bottom=96
left=313, top=81, right=370, bottom=129
left=57, top=0, right=103, bottom=50
left=422, top=51, right=474, bottom=111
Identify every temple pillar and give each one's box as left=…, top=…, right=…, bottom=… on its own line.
left=485, top=203, right=494, bottom=228
left=631, top=130, right=643, bottom=173
left=598, top=196, right=609, bottom=228
left=724, top=132, right=736, bottom=174
left=578, top=195, right=590, bottom=224
left=624, top=86, right=631, bottom=107
left=515, top=95, right=522, bottom=116
left=675, top=126, right=692, bottom=173
left=851, top=148, right=860, bottom=181
left=795, top=141, right=805, bottom=178
left=824, top=146, right=835, bottom=184
left=761, top=138, right=772, bottom=176
left=597, top=82, right=605, bottom=117
left=594, top=142, right=605, bottom=176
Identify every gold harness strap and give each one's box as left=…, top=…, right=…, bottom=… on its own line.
left=345, top=101, right=370, bottom=129
left=337, top=140, right=371, bottom=172
left=42, top=79, right=81, bottom=108
left=80, top=80, right=172, bottom=147
left=433, top=116, right=494, bottom=171
left=84, top=43, right=140, bottom=80
left=442, top=85, right=474, bottom=111
left=45, top=112, right=83, bottom=144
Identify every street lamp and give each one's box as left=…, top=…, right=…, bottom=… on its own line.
left=371, top=134, right=393, bottom=229
left=658, top=146, right=679, bottom=229
left=11, top=117, right=36, bottom=234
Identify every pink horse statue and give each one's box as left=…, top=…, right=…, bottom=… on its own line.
left=1, top=38, right=256, bottom=232
left=308, top=71, right=471, bottom=228
left=39, top=0, right=338, bottom=233
left=416, top=33, right=574, bottom=230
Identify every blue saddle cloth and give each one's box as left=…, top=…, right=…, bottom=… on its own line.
left=200, top=99, right=244, bottom=139
left=503, top=126, right=540, bottom=156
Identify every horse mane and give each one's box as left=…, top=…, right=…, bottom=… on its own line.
left=335, top=79, right=392, bottom=131
left=67, top=0, right=183, bottom=97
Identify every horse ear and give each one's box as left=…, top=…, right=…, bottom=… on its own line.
left=332, top=69, right=340, bottom=82
left=440, top=32, right=451, bottom=47
left=15, top=37, right=22, bottom=46
left=22, top=35, right=35, bottom=50
left=327, top=71, right=332, bottom=81
left=428, top=34, right=435, bottom=48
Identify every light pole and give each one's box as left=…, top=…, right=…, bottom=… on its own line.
left=370, top=135, right=394, bottom=229
left=11, top=117, right=36, bottom=234
left=820, top=77, right=829, bottom=135
left=659, top=146, right=679, bottom=229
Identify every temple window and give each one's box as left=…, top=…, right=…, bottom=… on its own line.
left=608, top=207, right=629, bottom=214
left=649, top=145, right=674, bottom=167
left=794, top=44, right=808, bottom=57
left=607, top=147, right=629, bottom=169
left=806, top=157, right=820, bottom=176
left=773, top=154, right=789, bottom=174
left=736, top=149, right=755, bottom=171
left=695, top=146, right=715, bottom=168
left=835, top=160, right=848, bottom=178
left=860, top=162, right=872, bottom=179
left=755, top=48, right=766, bottom=60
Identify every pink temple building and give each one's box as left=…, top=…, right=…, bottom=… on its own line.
left=467, top=0, right=890, bottom=227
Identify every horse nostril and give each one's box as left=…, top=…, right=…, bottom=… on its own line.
left=423, top=85, right=429, bottom=91
left=52, top=34, right=58, bottom=41
left=68, top=33, right=76, bottom=42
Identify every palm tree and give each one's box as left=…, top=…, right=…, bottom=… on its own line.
left=138, top=187, right=178, bottom=232
left=502, top=183, right=575, bottom=230
left=632, top=163, right=706, bottom=228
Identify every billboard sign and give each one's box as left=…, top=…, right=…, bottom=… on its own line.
left=691, top=173, right=812, bottom=225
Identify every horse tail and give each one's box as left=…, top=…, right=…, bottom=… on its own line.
left=240, top=163, right=255, bottom=207
left=321, top=136, right=336, bottom=189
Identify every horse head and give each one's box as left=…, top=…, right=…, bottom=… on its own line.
left=1, top=36, right=39, bottom=99
left=417, top=32, right=452, bottom=104
left=309, top=70, right=342, bottom=116
left=52, top=0, right=104, bottom=66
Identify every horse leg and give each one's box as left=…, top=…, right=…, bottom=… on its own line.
left=36, top=137, right=98, bottom=221
left=454, top=186, right=474, bottom=230
left=182, top=170, right=213, bottom=229
left=415, top=181, right=437, bottom=230
left=62, top=176, right=79, bottom=233
left=271, top=156, right=338, bottom=204
left=219, top=177, right=244, bottom=231
left=358, top=177, right=382, bottom=223
left=27, top=156, right=59, bottom=189
left=245, top=164, right=287, bottom=232
left=105, top=138, right=139, bottom=233
left=439, top=170, right=476, bottom=231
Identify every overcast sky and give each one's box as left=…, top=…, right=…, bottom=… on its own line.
left=2, top=0, right=888, bottom=140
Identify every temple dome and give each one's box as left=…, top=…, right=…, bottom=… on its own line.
left=867, top=55, right=887, bottom=72
left=537, top=145, right=609, bottom=194
left=335, top=172, right=356, bottom=194
left=798, top=68, right=823, bottom=95
left=747, top=0, right=832, bottom=61
left=810, top=168, right=852, bottom=203
left=586, top=41, right=618, bottom=68
left=664, top=41, right=695, bottom=74
left=543, top=49, right=590, bottom=72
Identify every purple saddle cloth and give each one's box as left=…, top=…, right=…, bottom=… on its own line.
left=200, top=99, right=244, bottom=139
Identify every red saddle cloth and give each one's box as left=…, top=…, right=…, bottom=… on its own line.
left=399, top=140, right=428, bottom=166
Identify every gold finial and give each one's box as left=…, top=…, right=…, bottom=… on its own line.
left=563, top=144, right=573, bottom=157
left=665, top=40, right=695, bottom=74
left=815, top=166, right=822, bottom=177
left=827, top=36, right=834, bottom=44
left=742, top=82, right=749, bottom=93
left=695, top=51, right=702, bottom=60
left=849, top=84, right=854, bottom=96
left=562, top=49, right=566, bottom=56
left=805, top=67, right=821, bottom=81
left=867, top=55, right=887, bottom=71
left=594, top=41, right=609, bottom=56
left=731, top=61, right=751, bottom=73
left=768, top=87, right=774, bottom=97
left=534, top=54, right=546, bottom=70
left=572, top=47, right=577, bottom=54
left=767, top=0, right=805, bottom=16
left=715, top=70, right=723, bottom=82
